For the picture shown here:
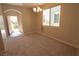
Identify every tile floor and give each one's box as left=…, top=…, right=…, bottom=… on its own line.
left=4, top=33, right=78, bottom=56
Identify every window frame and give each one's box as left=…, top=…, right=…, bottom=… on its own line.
left=42, top=5, right=61, bottom=27
left=50, top=5, right=61, bottom=27
left=42, top=8, right=50, bottom=26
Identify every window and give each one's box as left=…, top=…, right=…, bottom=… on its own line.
left=43, top=9, right=50, bottom=26
left=51, top=5, right=61, bottom=27
left=42, top=5, right=61, bottom=27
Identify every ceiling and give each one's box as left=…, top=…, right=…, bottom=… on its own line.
left=6, top=3, right=44, bottom=8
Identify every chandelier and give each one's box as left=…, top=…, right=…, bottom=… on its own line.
left=33, top=6, right=42, bottom=13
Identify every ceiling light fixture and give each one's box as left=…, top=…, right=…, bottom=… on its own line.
left=33, top=6, right=42, bottom=13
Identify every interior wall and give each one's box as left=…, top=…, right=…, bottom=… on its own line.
left=77, top=4, right=79, bottom=55
left=36, top=3, right=79, bottom=48
left=2, top=4, right=36, bottom=35
left=0, top=3, right=79, bottom=55
left=0, top=4, right=5, bottom=55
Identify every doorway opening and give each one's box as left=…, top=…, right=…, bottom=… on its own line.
left=7, top=15, right=22, bottom=37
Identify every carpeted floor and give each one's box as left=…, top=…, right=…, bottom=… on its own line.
left=4, top=33, right=77, bottom=56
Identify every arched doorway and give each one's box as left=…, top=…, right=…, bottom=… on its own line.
left=4, top=9, right=24, bottom=37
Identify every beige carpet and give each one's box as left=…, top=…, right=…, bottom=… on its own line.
left=5, top=33, right=77, bottom=56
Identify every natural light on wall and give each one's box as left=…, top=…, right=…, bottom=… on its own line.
left=43, top=5, right=61, bottom=27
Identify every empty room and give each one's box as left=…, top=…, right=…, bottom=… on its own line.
left=0, top=3, right=79, bottom=56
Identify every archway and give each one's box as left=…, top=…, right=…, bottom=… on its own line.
left=4, top=9, right=24, bottom=37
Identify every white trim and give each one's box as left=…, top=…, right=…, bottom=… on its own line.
left=4, top=9, right=22, bottom=14
left=37, top=32, right=79, bottom=49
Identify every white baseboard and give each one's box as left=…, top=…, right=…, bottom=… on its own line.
left=22, top=31, right=79, bottom=49
left=37, top=32, right=79, bottom=49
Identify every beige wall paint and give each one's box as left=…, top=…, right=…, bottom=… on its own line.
left=36, top=3, right=79, bottom=48
left=77, top=4, right=79, bottom=55
left=0, top=4, right=5, bottom=55
left=0, top=3, right=79, bottom=55
left=2, top=4, right=36, bottom=35
left=0, top=4, right=2, bottom=15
